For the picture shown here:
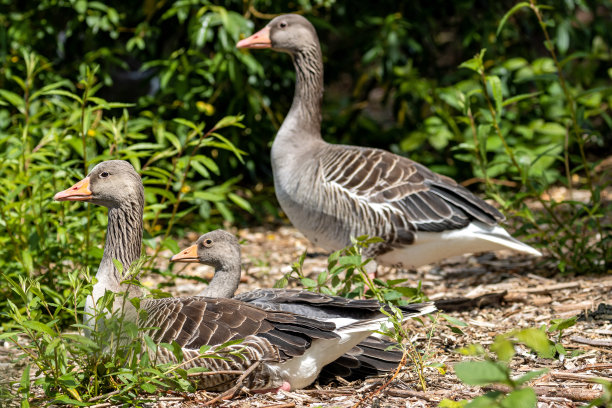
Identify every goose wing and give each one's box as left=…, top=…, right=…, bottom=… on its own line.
left=317, top=145, right=503, bottom=241
left=141, top=296, right=338, bottom=358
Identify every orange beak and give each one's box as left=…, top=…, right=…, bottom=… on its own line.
left=54, top=177, right=92, bottom=201
left=237, top=26, right=271, bottom=49
left=170, top=244, right=199, bottom=263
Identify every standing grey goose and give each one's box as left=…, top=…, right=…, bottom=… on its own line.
left=170, top=229, right=415, bottom=381
left=54, top=160, right=435, bottom=391
left=236, top=14, right=541, bottom=269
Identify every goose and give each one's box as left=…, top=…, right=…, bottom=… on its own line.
left=170, top=229, right=411, bottom=381
left=54, top=160, right=436, bottom=392
left=236, top=14, right=542, bottom=270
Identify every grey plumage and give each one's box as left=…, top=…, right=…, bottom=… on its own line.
left=55, top=160, right=435, bottom=392
left=237, top=14, right=541, bottom=268
left=171, top=229, right=428, bottom=382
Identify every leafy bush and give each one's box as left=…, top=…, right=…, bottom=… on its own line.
left=1, top=258, right=247, bottom=405
left=0, top=52, right=247, bottom=327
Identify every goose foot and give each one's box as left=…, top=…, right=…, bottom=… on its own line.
left=251, top=381, right=291, bottom=393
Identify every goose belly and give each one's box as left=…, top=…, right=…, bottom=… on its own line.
left=376, top=222, right=539, bottom=268
left=275, top=331, right=373, bottom=390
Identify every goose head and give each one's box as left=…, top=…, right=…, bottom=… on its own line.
left=54, top=160, right=144, bottom=209
left=171, top=230, right=240, bottom=269
left=237, top=14, right=319, bottom=55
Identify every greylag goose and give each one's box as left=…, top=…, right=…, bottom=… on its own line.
left=54, top=160, right=435, bottom=391
left=236, top=14, right=541, bottom=269
left=170, top=229, right=412, bottom=381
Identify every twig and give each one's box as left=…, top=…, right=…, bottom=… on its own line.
left=351, top=351, right=407, bottom=408
left=204, top=360, right=261, bottom=406
left=88, top=389, right=120, bottom=402
left=188, top=369, right=245, bottom=378
left=512, top=282, right=580, bottom=294
left=90, top=404, right=112, bottom=408
left=385, top=388, right=436, bottom=401
left=570, top=336, right=612, bottom=348
left=486, top=384, right=602, bottom=402
left=571, top=363, right=612, bottom=372
left=299, top=389, right=353, bottom=396
left=261, top=403, right=296, bottom=408
left=549, top=370, right=612, bottom=383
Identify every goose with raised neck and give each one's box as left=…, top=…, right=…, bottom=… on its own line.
left=54, top=161, right=436, bottom=391
left=237, top=14, right=541, bottom=270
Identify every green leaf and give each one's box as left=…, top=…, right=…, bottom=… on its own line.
left=22, top=321, right=56, bottom=337
left=490, top=336, right=515, bottom=362
left=500, top=387, right=537, bottom=408
left=140, top=382, right=157, bottom=393
left=515, top=328, right=554, bottom=358
left=228, top=193, right=253, bottom=213
left=459, top=49, right=486, bottom=73
left=466, top=392, right=503, bottom=408
left=548, top=316, right=577, bottom=333
left=454, top=361, right=510, bottom=385
left=0, top=89, right=24, bottom=111
left=439, top=399, right=468, bottom=408
left=486, top=75, right=503, bottom=117
left=502, top=91, right=542, bottom=107
left=212, top=115, right=244, bottom=130
left=300, top=278, right=317, bottom=288
left=496, top=2, right=530, bottom=37
left=441, top=314, right=468, bottom=327
left=338, top=255, right=362, bottom=266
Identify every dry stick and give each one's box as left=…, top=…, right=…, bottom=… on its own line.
left=88, top=390, right=121, bottom=403
left=261, top=404, right=296, bottom=408
left=204, top=360, right=261, bottom=406
left=511, top=281, right=580, bottom=294
left=570, top=336, right=612, bottom=348
left=187, top=370, right=245, bottom=378
left=385, top=388, right=436, bottom=402
left=89, top=403, right=111, bottom=408
left=351, top=351, right=408, bottom=408
left=571, top=363, right=612, bottom=372
left=549, top=371, right=612, bottom=383
left=487, top=384, right=602, bottom=402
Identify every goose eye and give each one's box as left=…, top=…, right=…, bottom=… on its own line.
left=100, top=171, right=109, bottom=178
left=204, top=239, right=213, bottom=247
left=279, top=21, right=287, bottom=28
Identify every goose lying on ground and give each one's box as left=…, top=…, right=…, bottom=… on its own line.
left=237, top=14, right=541, bottom=270
left=54, top=160, right=435, bottom=391
left=171, top=229, right=415, bottom=381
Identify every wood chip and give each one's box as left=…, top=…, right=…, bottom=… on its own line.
left=384, top=388, right=437, bottom=402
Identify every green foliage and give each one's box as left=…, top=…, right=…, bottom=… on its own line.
left=1, top=258, right=245, bottom=405
left=440, top=322, right=582, bottom=408
left=275, top=235, right=428, bottom=305
left=275, top=237, right=438, bottom=390
left=0, top=51, right=246, bottom=327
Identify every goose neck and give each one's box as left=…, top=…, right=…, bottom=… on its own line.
left=282, top=45, right=324, bottom=138
left=200, top=257, right=241, bottom=298
left=97, top=202, right=143, bottom=292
